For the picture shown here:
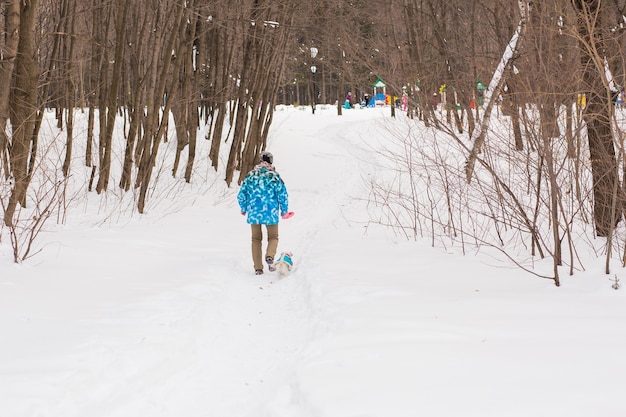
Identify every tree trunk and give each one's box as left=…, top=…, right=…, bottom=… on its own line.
left=207, top=17, right=236, bottom=171
left=573, top=0, right=621, bottom=237
left=119, top=4, right=149, bottom=191
left=136, top=0, right=186, bottom=213
left=172, top=0, right=200, bottom=181
left=4, top=0, right=40, bottom=227
left=62, top=0, right=78, bottom=178
left=224, top=36, right=254, bottom=185
left=466, top=0, right=529, bottom=183
left=95, top=0, right=129, bottom=194
left=566, top=97, right=575, bottom=158
left=0, top=0, right=21, bottom=181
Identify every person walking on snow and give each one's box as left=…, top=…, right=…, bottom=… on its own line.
left=238, top=151, right=293, bottom=275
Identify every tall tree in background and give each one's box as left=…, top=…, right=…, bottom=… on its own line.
left=95, top=0, right=129, bottom=194
left=204, top=0, right=241, bottom=172
left=572, top=0, right=621, bottom=237
left=4, top=0, right=40, bottom=227
left=119, top=2, right=152, bottom=191
left=60, top=0, right=78, bottom=178
left=172, top=0, right=201, bottom=183
left=224, top=0, right=295, bottom=186
left=0, top=1, right=20, bottom=182
left=134, top=0, right=187, bottom=213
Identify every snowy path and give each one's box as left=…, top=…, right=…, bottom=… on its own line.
left=0, top=107, right=387, bottom=417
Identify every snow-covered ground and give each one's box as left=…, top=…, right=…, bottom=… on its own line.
left=1, top=105, right=625, bottom=416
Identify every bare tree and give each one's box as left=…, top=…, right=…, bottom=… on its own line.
left=94, top=0, right=129, bottom=194
left=4, top=0, right=41, bottom=227
left=60, top=0, right=77, bottom=177
left=572, top=0, right=622, bottom=237
left=0, top=1, right=21, bottom=181
left=134, top=0, right=187, bottom=213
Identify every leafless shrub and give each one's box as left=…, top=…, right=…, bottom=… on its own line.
left=367, top=107, right=598, bottom=285
left=0, top=171, right=65, bottom=263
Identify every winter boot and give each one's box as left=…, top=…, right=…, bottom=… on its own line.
left=266, top=256, right=276, bottom=272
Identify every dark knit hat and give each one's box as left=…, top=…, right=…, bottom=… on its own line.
left=260, top=151, right=273, bottom=164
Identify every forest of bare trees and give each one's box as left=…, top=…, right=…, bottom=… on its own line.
left=2, top=0, right=626, bottom=280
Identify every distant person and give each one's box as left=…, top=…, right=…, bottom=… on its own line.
left=237, top=151, right=293, bottom=275
left=345, top=91, right=353, bottom=109
left=402, top=93, right=409, bottom=111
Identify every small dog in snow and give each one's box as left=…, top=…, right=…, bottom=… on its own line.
left=274, top=252, right=293, bottom=276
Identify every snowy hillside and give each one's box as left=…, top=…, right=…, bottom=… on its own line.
left=1, top=105, right=625, bottom=417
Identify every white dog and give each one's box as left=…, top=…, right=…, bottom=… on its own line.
left=274, top=252, right=293, bottom=276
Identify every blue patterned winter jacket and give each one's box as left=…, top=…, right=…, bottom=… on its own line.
left=237, top=162, right=289, bottom=225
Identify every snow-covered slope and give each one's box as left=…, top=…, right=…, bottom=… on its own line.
left=1, top=106, right=624, bottom=417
